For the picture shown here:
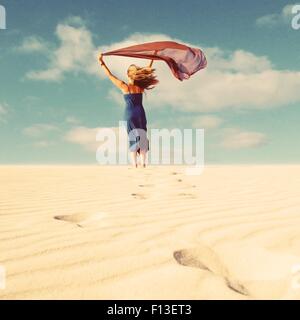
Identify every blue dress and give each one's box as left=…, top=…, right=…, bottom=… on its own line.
left=123, top=93, right=149, bottom=153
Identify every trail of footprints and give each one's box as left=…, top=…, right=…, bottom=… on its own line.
left=53, top=171, right=198, bottom=230
left=53, top=171, right=245, bottom=300
left=130, top=172, right=250, bottom=297
left=130, top=171, right=198, bottom=200
left=173, top=173, right=197, bottom=199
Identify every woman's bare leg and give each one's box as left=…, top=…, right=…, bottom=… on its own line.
left=140, top=150, right=147, bottom=167
left=130, top=152, right=138, bottom=167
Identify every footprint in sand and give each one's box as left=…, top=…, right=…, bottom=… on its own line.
left=54, top=212, right=106, bottom=228
left=138, top=184, right=154, bottom=188
left=178, top=192, right=197, bottom=199
left=176, top=177, right=197, bottom=187
left=131, top=193, right=147, bottom=200
left=173, top=246, right=249, bottom=297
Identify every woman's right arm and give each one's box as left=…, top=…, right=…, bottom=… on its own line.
left=99, top=54, right=128, bottom=92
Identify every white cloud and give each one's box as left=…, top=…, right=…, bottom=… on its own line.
left=23, top=95, right=41, bottom=104
left=21, top=20, right=300, bottom=111
left=256, top=14, right=279, bottom=27
left=192, top=115, right=223, bottom=129
left=65, top=116, right=81, bottom=125
left=66, top=125, right=267, bottom=156
left=27, top=68, right=63, bottom=81
left=205, top=47, right=272, bottom=73
left=65, top=126, right=99, bottom=152
left=0, top=103, right=8, bottom=115
left=24, top=18, right=99, bottom=81
left=23, top=123, right=59, bottom=137
left=0, top=103, right=9, bottom=121
left=33, top=140, right=55, bottom=148
left=256, top=4, right=296, bottom=27
left=221, top=128, right=268, bottom=150
left=107, top=88, right=124, bottom=105
left=64, top=126, right=123, bottom=152
left=17, top=36, right=49, bottom=53
left=65, top=125, right=128, bottom=153
left=100, top=34, right=300, bottom=112
left=282, top=4, right=297, bottom=19
left=63, top=15, right=86, bottom=26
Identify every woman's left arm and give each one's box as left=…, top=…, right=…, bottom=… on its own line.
left=148, top=50, right=157, bottom=68
left=99, top=54, right=127, bottom=91
left=148, top=59, right=154, bottom=68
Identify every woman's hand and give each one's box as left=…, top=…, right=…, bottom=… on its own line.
left=98, top=53, right=104, bottom=65
left=148, top=50, right=157, bottom=68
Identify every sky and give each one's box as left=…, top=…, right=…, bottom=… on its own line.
left=0, top=0, right=300, bottom=164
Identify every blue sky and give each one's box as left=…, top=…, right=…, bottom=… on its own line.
left=0, top=0, right=300, bottom=164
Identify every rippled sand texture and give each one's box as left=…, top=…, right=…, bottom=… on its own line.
left=1, top=165, right=300, bottom=300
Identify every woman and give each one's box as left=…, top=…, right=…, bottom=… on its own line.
left=98, top=53, right=158, bottom=168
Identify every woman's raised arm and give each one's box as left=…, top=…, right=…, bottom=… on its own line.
left=148, top=50, right=157, bottom=68
left=148, top=59, right=154, bottom=68
left=98, top=53, right=127, bottom=91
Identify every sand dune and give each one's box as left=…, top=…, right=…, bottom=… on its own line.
left=1, top=165, right=300, bottom=299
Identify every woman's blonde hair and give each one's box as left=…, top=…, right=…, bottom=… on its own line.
left=127, top=64, right=159, bottom=90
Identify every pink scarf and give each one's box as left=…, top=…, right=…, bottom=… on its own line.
left=103, top=41, right=207, bottom=81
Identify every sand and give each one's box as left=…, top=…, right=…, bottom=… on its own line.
left=1, top=165, right=300, bottom=300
